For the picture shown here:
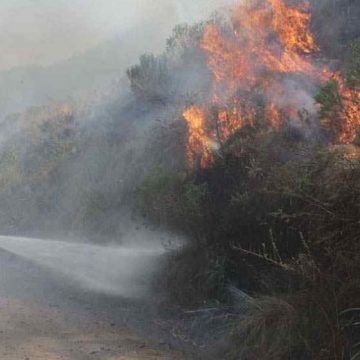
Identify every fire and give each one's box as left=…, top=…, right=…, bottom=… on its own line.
left=340, top=89, right=360, bottom=143
left=183, top=106, right=216, bottom=168
left=320, top=72, right=360, bottom=144
left=182, top=0, right=360, bottom=168
left=269, top=0, right=317, bottom=54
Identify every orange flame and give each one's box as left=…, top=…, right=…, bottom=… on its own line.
left=321, top=72, right=360, bottom=144
left=183, top=106, right=216, bottom=168
left=183, top=0, right=360, bottom=168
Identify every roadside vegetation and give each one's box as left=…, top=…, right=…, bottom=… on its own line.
left=0, top=0, right=358, bottom=358
left=134, top=1, right=360, bottom=358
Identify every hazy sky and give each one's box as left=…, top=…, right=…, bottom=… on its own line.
left=0, top=0, right=233, bottom=71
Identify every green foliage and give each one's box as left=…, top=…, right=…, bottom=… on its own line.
left=0, top=5, right=358, bottom=356
left=166, top=23, right=205, bottom=53
left=182, top=181, right=209, bottom=220
left=346, top=39, right=360, bottom=89
left=315, top=79, right=342, bottom=119
left=136, top=168, right=211, bottom=237
left=127, top=21, right=210, bottom=104
left=137, top=168, right=177, bottom=222
left=147, top=124, right=360, bottom=357
left=126, top=54, right=171, bottom=103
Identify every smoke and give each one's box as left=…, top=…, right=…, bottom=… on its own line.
left=0, top=0, right=237, bottom=126
left=0, top=0, right=235, bottom=71
left=0, top=0, right=344, bottom=240
left=0, top=0, right=326, bottom=302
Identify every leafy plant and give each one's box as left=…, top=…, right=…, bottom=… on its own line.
left=315, top=79, right=342, bottom=119
left=126, top=54, right=172, bottom=103
left=346, top=39, right=360, bottom=89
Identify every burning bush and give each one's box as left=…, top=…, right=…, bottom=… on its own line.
left=182, top=0, right=359, bottom=169
left=133, top=1, right=360, bottom=358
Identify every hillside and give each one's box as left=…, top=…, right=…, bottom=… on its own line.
left=0, top=34, right=158, bottom=119
left=0, top=0, right=359, bottom=358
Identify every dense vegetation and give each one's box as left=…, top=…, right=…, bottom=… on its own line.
left=133, top=1, right=360, bottom=358
left=0, top=0, right=358, bottom=358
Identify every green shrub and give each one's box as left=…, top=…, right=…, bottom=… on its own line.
left=346, top=39, right=360, bottom=89
left=315, top=79, right=342, bottom=120
left=126, top=54, right=172, bottom=103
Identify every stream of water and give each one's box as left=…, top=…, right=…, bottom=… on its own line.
left=0, top=236, right=164, bottom=298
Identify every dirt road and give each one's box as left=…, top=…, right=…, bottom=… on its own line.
left=0, top=248, right=183, bottom=360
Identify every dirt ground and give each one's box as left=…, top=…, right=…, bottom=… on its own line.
left=0, top=295, right=183, bottom=360
left=0, top=244, right=186, bottom=360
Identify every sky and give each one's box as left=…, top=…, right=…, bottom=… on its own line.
left=0, top=0, right=233, bottom=71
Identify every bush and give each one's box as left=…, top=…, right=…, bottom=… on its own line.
left=346, top=39, right=360, bottom=89
left=145, top=132, right=360, bottom=357
left=126, top=54, right=172, bottom=103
